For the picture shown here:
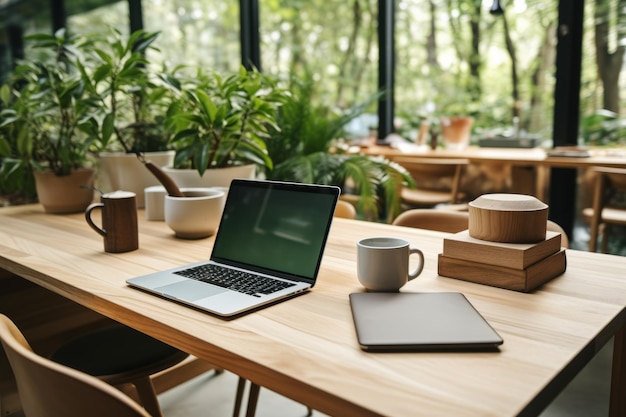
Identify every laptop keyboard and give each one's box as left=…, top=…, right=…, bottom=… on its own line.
left=174, top=264, right=296, bottom=297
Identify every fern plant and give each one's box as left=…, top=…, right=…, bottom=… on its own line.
left=264, top=75, right=412, bottom=220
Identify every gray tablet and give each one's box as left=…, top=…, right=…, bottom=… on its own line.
left=349, top=292, right=503, bottom=351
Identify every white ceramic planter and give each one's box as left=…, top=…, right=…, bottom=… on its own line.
left=97, top=151, right=175, bottom=208
left=161, top=164, right=256, bottom=188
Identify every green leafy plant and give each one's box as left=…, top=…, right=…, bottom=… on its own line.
left=0, top=29, right=98, bottom=184
left=82, top=28, right=176, bottom=154
left=165, top=66, right=287, bottom=176
left=580, top=110, right=626, bottom=147
left=264, top=75, right=413, bottom=220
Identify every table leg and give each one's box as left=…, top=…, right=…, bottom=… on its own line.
left=610, top=326, right=626, bottom=417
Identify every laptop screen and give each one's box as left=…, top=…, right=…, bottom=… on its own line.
left=211, top=180, right=340, bottom=282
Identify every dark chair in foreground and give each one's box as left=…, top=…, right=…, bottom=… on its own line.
left=48, top=324, right=189, bottom=417
left=0, top=313, right=151, bottom=417
left=582, top=167, right=626, bottom=253
left=0, top=272, right=220, bottom=416
left=392, top=208, right=569, bottom=248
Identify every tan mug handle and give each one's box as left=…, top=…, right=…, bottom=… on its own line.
left=408, top=248, right=425, bottom=280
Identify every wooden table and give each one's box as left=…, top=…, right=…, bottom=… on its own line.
left=363, top=145, right=626, bottom=197
left=363, top=145, right=626, bottom=169
left=363, top=145, right=626, bottom=237
left=1, top=204, right=626, bottom=417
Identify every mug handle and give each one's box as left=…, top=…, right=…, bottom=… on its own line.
left=85, top=203, right=106, bottom=237
left=408, top=248, right=425, bottom=280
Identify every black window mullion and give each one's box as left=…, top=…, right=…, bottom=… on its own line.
left=549, top=0, right=585, bottom=238
left=128, top=0, right=144, bottom=33
left=240, top=0, right=261, bottom=71
left=377, top=0, right=395, bottom=144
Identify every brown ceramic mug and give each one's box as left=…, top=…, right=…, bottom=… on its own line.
left=85, top=191, right=138, bottom=253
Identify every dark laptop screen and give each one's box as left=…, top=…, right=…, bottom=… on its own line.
left=210, top=180, right=340, bottom=282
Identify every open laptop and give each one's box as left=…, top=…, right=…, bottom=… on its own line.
left=350, top=292, right=503, bottom=351
left=127, top=179, right=340, bottom=317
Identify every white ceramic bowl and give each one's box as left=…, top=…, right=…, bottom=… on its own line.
left=164, top=188, right=226, bottom=239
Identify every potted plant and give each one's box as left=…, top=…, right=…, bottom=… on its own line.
left=263, top=75, right=413, bottom=221
left=0, top=29, right=99, bottom=213
left=82, top=28, right=177, bottom=206
left=0, top=85, right=38, bottom=206
left=162, top=66, right=287, bottom=188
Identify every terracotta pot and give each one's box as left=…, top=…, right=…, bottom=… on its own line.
left=97, top=151, right=175, bottom=208
left=34, top=168, right=96, bottom=214
left=161, top=164, right=256, bottom=189
left=440, top=116, right=474, bottom=150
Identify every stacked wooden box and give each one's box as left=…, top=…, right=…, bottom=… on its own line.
left=437, top=194, right=567, bottom=292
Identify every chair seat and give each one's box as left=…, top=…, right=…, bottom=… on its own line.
left=582, top=207, right=626, bottom=225
left=50, top=325, right=189, bottom=385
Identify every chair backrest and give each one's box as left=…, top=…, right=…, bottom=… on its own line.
left=588, top=167, right=626, bottom=252
left=0, top=314, right=150, bottom=417
left=393, top=157, right=468, bottom=204
left=546, top=220, right=570, bottom=249
left=392, top=209, right=570, bottom=248
left=334, top=200, right=357, bottom=219
left=392, top=209, right=469, bottom=233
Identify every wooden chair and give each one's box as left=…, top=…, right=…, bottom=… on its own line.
left=0, top=272, right=219, bottom=416
left=0, top=313, right=151, bottom=417
left=392, top=208, right=470, bottom=233
left=392, top=208, right=570, bottom=248
left=334, top=200, right=357, bottom=219
left=393, top=157, right=468, bottom=208
left=583, top=167, right=626, bottom=253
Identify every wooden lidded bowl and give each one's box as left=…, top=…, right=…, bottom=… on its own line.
left=468, top=194, right=548, bottom=243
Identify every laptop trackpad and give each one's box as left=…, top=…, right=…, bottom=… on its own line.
left=156, top=280, right=227, bottom=301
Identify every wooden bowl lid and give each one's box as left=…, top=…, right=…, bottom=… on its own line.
left=468, top=194, right=548, bottom=243
left=470, top=194, right=548, bottom=211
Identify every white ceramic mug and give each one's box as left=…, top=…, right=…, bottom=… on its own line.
left=164, top=188, right=225, bottom=239
left=357, top=237, right=424, bottom=291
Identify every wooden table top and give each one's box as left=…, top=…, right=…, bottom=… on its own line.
left=363, top=145, right=626, bottom=169
left=1, top=204, right=625, bottom=417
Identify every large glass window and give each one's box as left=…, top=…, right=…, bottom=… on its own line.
left=68, top=0, right=240, bottom=73
left=68, top=1, right=129, bottom=36
left=579, top=0, right=626, bottom=148
left=395, top=0, right=559, bottom=145
left=259, top=0, right=379, bottom=125
left=143, top=0, right=239, bottom=72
